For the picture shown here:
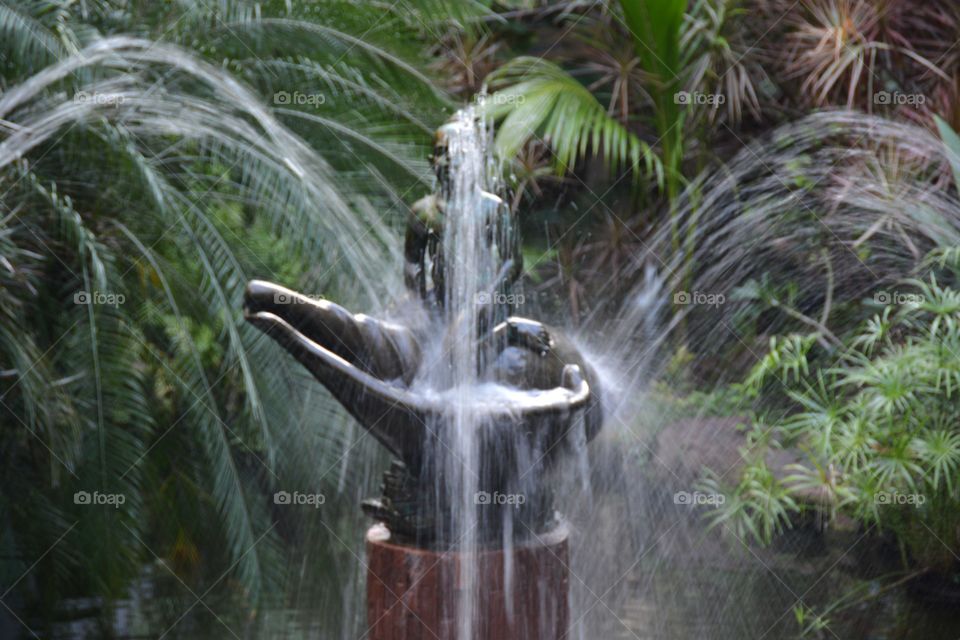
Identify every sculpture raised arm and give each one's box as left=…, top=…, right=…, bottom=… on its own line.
left=243, top=280, right=600, bottom=479
left=242, top=117, right=604, bottom=546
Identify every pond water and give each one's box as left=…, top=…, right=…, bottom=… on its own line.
left=27, top=456, right=960, bottom=640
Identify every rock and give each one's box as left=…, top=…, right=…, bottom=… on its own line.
left=651, top=415, right=849, bottom=516
left=651, top=416, right=750, bottom=486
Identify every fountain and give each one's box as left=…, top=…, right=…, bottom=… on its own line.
left=243, top=108, right=604, bottom=638
left=8, top=31, right=960, bottom=640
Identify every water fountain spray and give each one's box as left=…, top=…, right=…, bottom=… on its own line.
left=243, top=107, right=604, bottom=639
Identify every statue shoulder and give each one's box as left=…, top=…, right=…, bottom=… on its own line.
left=410, top=194, right=443, bottom=231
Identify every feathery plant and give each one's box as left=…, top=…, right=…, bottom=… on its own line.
left=704, top=256, right=960, bottom=575
left=0, top=0, right=453, bottom=628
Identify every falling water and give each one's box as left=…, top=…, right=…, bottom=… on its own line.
left=429, top=104, right=519, bottom=640
left=441, top=107, right=488, bottom=640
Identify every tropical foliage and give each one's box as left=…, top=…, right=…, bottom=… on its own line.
left=434, top=0, right=960, bottom=321
left=706, top=264, right=960, bottom=574
left=0, top=0, right=451, bottom=627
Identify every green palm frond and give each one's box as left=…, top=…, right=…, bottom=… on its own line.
left=0, top=0, right=69, bottom=78
left=481, top=57, right=663, bottom=185
left=207, top=12, right=452, bottom=108
left=0, top=2, right=448, bottom=611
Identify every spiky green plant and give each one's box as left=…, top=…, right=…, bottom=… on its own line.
left=708, top=260, right=960, bottom=576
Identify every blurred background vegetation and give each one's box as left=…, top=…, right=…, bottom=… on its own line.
left=3, top=0, right=960, bottom=637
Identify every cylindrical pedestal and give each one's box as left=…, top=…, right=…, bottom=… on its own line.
left=365, top=523, right=569, bottom=639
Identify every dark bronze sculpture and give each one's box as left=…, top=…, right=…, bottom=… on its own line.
left=244, top=123, right=603, bottom=547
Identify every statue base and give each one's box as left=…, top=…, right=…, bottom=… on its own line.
left=365, top=521, right=569, bottom=639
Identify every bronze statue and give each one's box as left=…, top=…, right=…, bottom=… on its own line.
left=243, top=122, right=603, bottom=547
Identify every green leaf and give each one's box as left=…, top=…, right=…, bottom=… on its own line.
left=482, top=57, right=663, bottom=185
left=618, top=0, right=687, bottom=81
left=935, top=115, right=960, bottom=192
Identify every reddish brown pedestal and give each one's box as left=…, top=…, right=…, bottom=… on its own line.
left=365, top=523, right=569, bottom=640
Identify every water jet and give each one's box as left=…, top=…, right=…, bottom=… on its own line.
left=244, top=108, right=604, bottom=639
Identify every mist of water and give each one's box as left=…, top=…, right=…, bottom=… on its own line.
left=562, top=110, right=960, bottom=639
left=0, top=36, right=406, bottom=310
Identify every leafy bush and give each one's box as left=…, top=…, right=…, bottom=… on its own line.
left=706, top=257, right=960, bottom=572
